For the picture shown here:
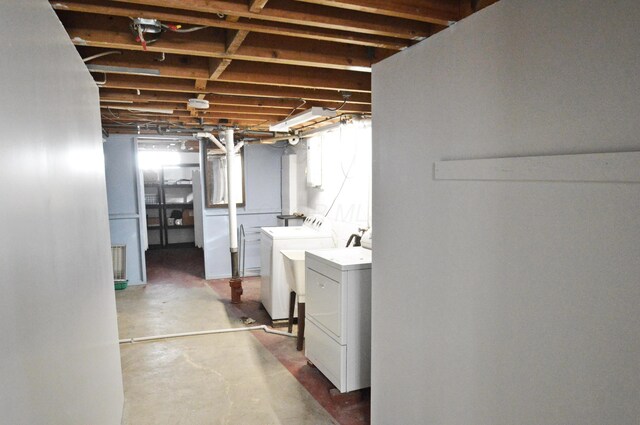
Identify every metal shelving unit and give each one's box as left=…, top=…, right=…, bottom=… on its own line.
left=144, top=163, right=198, bottom=248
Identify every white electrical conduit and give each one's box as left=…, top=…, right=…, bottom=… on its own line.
left=119, top=325, right=295, bottom=344
left=83, top=50, right=122, bottom=62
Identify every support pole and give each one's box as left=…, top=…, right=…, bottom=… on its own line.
left=225, top=128, right=243, bottom=303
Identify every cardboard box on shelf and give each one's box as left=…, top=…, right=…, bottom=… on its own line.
left=182, top=209, right=194, bottom=225
left=143, top=170, right=159, bottom=183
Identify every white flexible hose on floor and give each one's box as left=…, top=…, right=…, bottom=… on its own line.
left=119, top=325, right=295, bottom=344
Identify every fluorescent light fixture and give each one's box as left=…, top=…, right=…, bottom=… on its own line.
left=100, top=99, right=134, bottom=104
left=269, top=107, right=336, bottom=132
left=106, top=105, right=174, bottom=115
left=86, top=64, right=161, bottom=76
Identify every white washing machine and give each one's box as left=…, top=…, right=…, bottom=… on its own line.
left=260, top=216, right=335, bottom=320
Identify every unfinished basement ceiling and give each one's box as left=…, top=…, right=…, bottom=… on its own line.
left=52, top=0, right=496, bottom=138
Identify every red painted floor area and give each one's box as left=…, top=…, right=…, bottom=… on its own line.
left=145, top=247, right=370, bottom=425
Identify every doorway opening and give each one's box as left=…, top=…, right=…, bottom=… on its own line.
left=137, top=139, right=204, bottom=282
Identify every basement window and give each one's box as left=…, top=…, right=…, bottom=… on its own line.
left=203, top=145, right=245, bottom=208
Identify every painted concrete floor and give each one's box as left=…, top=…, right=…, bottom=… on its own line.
left=115, top=248, right=369, bottom=425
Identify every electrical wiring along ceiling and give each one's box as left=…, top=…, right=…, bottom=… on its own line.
left=52, top=0, right=497, bottom=139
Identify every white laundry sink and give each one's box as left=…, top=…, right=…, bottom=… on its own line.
left=281, top=249, right=306, bottom=302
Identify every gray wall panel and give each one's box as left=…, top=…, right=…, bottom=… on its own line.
left=0, top=2, right=124, bottom=423
left=372, top=1, right=640, bottom=424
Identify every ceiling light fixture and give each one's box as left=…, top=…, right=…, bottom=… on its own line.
left=188, top=98, right=210, bottom=109
left=269, top=107, right=337, bottom=132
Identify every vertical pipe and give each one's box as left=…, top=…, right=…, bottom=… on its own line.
left=225, top=128, right=243, bottom=303
left=225, top=128, right=238, bottom=256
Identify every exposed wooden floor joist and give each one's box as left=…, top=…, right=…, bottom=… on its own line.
left=52, top=1, right=410, bottom=50
left=52, top=0, right=495, bottom=136
left=109, top=0, right=435, bottom=39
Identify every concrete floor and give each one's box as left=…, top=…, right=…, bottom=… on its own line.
left=116, top=251, right=339, bottom=425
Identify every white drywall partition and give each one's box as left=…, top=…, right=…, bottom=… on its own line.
left=0, top=2, right=124, bottom=424
left=371, top=1, right=640, bottom=424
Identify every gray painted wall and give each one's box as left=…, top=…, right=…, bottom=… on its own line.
left=0, top=2, right=124, bottom=424
left=203, top=143, right=283, bottom=278
left=102, top=137, right=279, bottom=280
left=104, top=135, right=146, bottom=285
left=372, top=1, right=640, bottom=424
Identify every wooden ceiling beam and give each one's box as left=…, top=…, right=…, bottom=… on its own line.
left=209, top=27, right=250, bottom=80
left=102, top=102, right=292, bottom=116
left=102, top=106, right=287, bottom=121
left=101, top=115, right=271, bottom=127
left=102, top=112, right=268, bottom=122
left=226, top=29, right=250, bottom=53
left=99, top=89, right=189, bottom=103
left=193, top=79, right=208, bottom=104
left=102, top=120, right=270, bottom=131
left=63, top=15, right=375, bottom=71
left=249, top=0, right=270, bottom=13
left=110, top=0, right=432, bottom=40
left=208, top=58, right=233, bottom=80
left=222, top=59, right=370, bottom=91
left=100, top=75, right=198, bottom=94
left=51, top=1, right=408, bottom=50
left=99, top=89, right=372, bottom=113
left=241, top=31, right=389, bottom=67
left=81, top=48, right=371, bottom=92
left=290, top=0, right=460, bottom=25
left=103, top=120, right=268, bottom=127
left=194, top=79, right=208, bottom=91
left=99, top=75, right=372, bottom=104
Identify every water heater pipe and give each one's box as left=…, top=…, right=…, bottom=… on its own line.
left=196, top=131, right=225, bottom=151
left=196, top=130, right=244, bottom=302
left=225, top=128, right=238, bottom=255
left=225, top=128, right=244, bottom=303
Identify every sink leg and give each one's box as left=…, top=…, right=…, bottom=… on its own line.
left=297, top=302, right=305, bottom=351
left=288, top=291, right=296, bottom=333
